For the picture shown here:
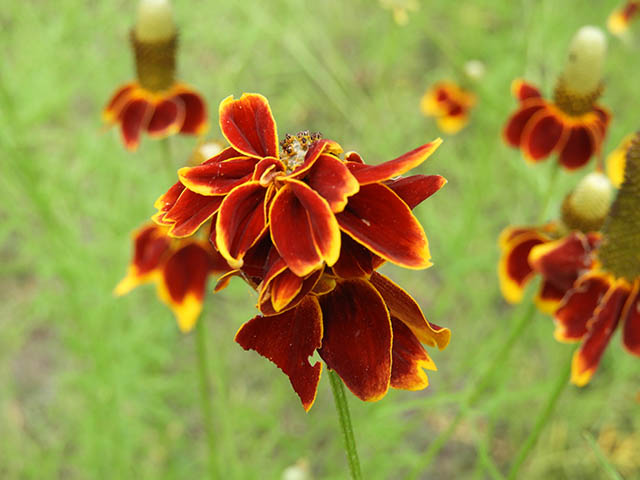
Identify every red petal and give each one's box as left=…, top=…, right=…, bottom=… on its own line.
left=535, top=280, right=567, bottom=314
left=235, top=297, right=323, bottom=411
left=558, top=125, right=596, bottom=170
left=336, top=183, right=431, bottom=269
left=522, top=110, right=567, bottom=161
left=390, top=318, right=436, bottom=391
left=119, top=98, right=154, bottom=151
left=163, top=189, right=223, bottom=238
left=218, top=93, right=278, bottom=158
left=174, top=88, right=208, bottom=135
left=511, top=79, right=542, bottom=101
left=259, top=268, right=323, bottom=316
left=346, top=140, right=442, bottom=185
left=621, top=281, right=640, bottom=356
left=498, top=229, right=548, bottom=303
left=331, top=233, right=375, bottom=279
left=146, top=98, right=184, bottom=137
left=370, top=272, right=450, bottom=349
left=386, top=174, right=447, bottom=209
left=305, top=154, right=360, bottom=212
left=179, top=157, right=259, bottom=196
left=554, top=273, right=611, bottom=342
left=153, top=181, right=186, bottom=224
left=572, top=280, right=630, bottom=386
left=215, top=182, right=268, bottom=268
left=269, top=180, right=340, bottom=277
left=288, top=139, right=344, bottom=179
left=103, top=83, right=136, bottom=122
left=503, top=100, right=546, bottom=147
left=318, top=279, right=392, bottom=401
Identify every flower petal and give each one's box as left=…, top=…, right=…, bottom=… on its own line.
left=390, top=317, right=436, bottom=391
left=346, top=140, right=442, bottom=185
left=289, top=139, right=344, bottom=179
left=436, top=105, right=469, bottom=134
left=557, top=125, right=597, bottom=170
left=511, top=79, right=542, bottom=101
left=535, top=280, right=567, bottom=314
left=219, top=93, right=278, bottom=158
left=173, top=87, right=208, bottom=135
left=259, top=268, right=323, bottom=316
left=146, top=98, right=184, bottom=138
left=103, top=83, right=136, bottom=122
left=337, top=183, right=431, bottom=269
left=215, top=182, right=268, bottom=269
left=521, top=109, right=567, bottom=162
left=153, top=181, right=186, bottom=225
left=178, top=157, right=259, bottom=196
left=270, top=179, right=341, bottom=276
left=119, top=97, right=154, bottom=151
left=370, top=272, right=450, bottom=349
left=163, top=189, right=224, bottom=238
left=305, top=154, right=360, bottom=212
left=318, top=279, right=392, bottom=401
left=386, top=174, right=447, bottom=209
left=621, top=281, right=640, bottom=356
left=554, top=272, right=612, bottom=342
left=502, top=100, right=546, bottom=147
left=498, top=229, right=548, bottom=304
left=235, top=296, right=323, bottom=411
left=572, top=279, right=630, bottom=386
left=331, top=233, right=375, bottom=279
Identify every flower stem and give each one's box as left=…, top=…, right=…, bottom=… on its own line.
left=537, top=162, right=560, bottom=223
left=160, top=137, right=175, bottom=182
left=506, top=348, right=574, bottom=479
left=328, top=368, right=362, bottom=480
left=195, top=319, right=218, bottom=480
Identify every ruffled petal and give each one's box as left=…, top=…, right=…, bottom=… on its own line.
left=502, top=100, right=546, bottom=147
left=305, top=154, right=359, bottom=212
left=557, top=125, right=597, bottom=170
left=386, top=174, right=447, bottom=209
left=215, top=182, right=268, bottom=269
left=572, top=280, right=631, bottom=386
left=370, top=272, right=450, bottom=349
left=259, top=267, right=323, bottom=316
left=162, top=189, right=224, bottom=238
left=235, top=296, right=323, bottom=411
left=621, top=281, right=640, bottom=356
left=318, top=279, right=392, bottom=401
left=218, top=93, right=278, bottom=158
left=521, top=109, right=567, bottom=162
left=173, top=87, right=208, bottom=135
left=270, top=179, right=340, bottom=277
left=554, top=272, right=612, bottom=342
left=337, top=183, right=431, bottom=269
left=119, top=97, right=154, bottom=151
left=390, top=317, right=436, bottom=391
left=146, top=98, right=184, bottom=138
left=178, top=157, right=259, bottom=196
left=346, top=140, right=442, bottom=185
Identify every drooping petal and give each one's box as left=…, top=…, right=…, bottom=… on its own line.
left=235, top=296, right=323, bottom=411
left=318, top=279, right=392, bottom=401
left=153, top=181, right=186, bottom=225
left=269, top=179, right=340, bottom=277
left=498, top=229, right=548, bottom=304
left=103, top=83, right=136, bottom=122
left=621, top=281, right=640, bottom=356
left=386, top=174, right=447, bottom=209
left=305, top=154, right=360, bottom=212
left=119, top=97, right=154, bottom=151
left=215, top=182, right=268, bottom=269
left=163, top=189, right=224, bottom=238
left=157, top=243, right=214, bottom=332
left=535, top=280, right=567, bottom=314
left=346, top=140, right=442, bottom=185
left=390, top=317, right=436, bottom=391
left=502, top=100, right=546, bottom=147
left=173, top=87, right=208, bottom=135
left=178, top=157, right=259, bottom=196
left=331, top=234, right=375, bottom=279
left=554, top=272, right=612, bottom=342
left=572, top=280, right=631, bottom=386
left=511, top=79, right=542, bottom=101
left=218, top=93, right=278, bottom=158
left=146, top=98, right=184, bottom=138
left=557, top=125, right=597, bottom=170
left=259, top=268, right=323, bottom=316
left=521, top=110, right=567, bottom=162
left=370, top=272, right=450, bottom=349
left=337, top=183, right=431, bottom=269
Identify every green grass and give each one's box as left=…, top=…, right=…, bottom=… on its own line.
left=1, top=0, right=639, bottom=478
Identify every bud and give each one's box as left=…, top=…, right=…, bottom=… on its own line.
left=560, top=26, right=607, bottom=96
left=561, top=172, right=613, bottom=233
left=135, top=0, right=176, bottom=42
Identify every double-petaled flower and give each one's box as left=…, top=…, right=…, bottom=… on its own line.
left=420, top=81, right=476, bottom=134
left=115, top=223, right=230, bottom=332
left=153, top=92, right=450, bottom=409
left=103, top=0, right=207, bottom=151
left=503, top=27, right=611, bottom=170
left=608, top=2, right=640, bottom=36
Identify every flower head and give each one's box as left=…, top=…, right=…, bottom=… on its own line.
left=608, top=2, right=640, bottom=36
left=103, top=0, right=207, bottom=151
left=503, top=27, right=611, bottom=170
left=420, top=82, right=476, bottom=134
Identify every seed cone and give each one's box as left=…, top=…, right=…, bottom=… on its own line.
left=561, top=172, right=613, bottom=232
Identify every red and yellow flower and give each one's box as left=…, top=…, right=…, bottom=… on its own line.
left=420, top=81, right=476, bottom=134
left=608, top=2, right=640, bottom=35
left=115, top=223, right=230, bottom=332
left=103, top=0, right=207, bottom=151
left=503, top=27, right=611, bottom=170
left=153, top=92, right=450, bottom=409
left=606, top=134, right=634, bottom=188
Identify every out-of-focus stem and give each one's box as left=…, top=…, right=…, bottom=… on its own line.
left=328, top=369, right=362, bottom=480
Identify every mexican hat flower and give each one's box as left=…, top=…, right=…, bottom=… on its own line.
left=503, top=26, right=611, bottom=170
left=103, top=0, right=207, bottom=151
left=499, top=172, right=613, bottom=313
left=608, top=2, right=640, bottom=36
left=115, top=222, right=230, bottom=332
left=420, top=81, right=476, bottom=134
left=554, top=133, right=640, bottom=385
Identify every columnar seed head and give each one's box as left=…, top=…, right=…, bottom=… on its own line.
left=135, top=0, right=176, bottom=42
left=562, top=172, right=613, bottom=232
left=561, top=26, right=607, bottom=96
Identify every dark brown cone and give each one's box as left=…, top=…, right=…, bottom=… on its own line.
left=130, top=29, right=177, bottom=92
left=553, top=78, right=603, bottom=116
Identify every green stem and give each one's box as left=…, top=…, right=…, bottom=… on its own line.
left=537, top=162, right=560, bottom=223
left=328, top=369, right=362, bottom=480
left=507, top=349, right=573, bottom=479
left=195, top=320, right=218, bottom=480
left=160, top=137, right=175, bottom=182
